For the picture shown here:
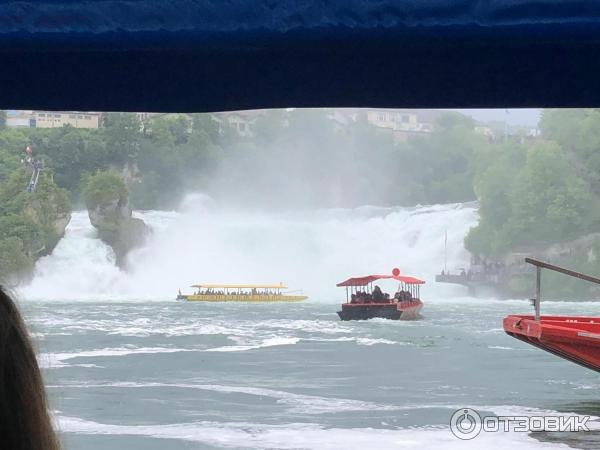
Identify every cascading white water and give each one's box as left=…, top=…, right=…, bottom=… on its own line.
left=21, top=195, right=478, bottom=301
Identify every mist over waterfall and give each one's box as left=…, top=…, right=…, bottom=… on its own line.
left=21, top=196, right=478, bottom=301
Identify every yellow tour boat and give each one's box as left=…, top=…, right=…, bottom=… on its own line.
left=177, top=283, right=307, bottom=302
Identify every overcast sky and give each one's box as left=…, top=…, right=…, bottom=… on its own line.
left=448, top=109, right=541, bottom=127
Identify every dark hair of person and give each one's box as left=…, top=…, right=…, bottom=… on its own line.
left=0, top=286, right=60, bottom=450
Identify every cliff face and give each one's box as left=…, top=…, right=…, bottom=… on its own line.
left=0, top=168, right=72, bottom=285
left=84, top=174, right=150, bottom=268
left=463, top=233, right=600, bottom=299
left=23, top=199, right=71, bottom=257
left=501, top=233, right=600, bottom=268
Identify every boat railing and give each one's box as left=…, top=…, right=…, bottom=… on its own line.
left=526, top=258, right=600, bottom=321
left=186, top=292, right=306, bottom=302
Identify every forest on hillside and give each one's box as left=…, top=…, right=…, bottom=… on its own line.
left=0, top=110, right=483, bottom=210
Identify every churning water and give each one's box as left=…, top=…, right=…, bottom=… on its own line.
left=15, top=200, right=600, bottom=449
left=22, top=198, right=476, bottom=301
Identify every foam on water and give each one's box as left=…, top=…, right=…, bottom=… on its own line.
left=39, top=347, right=195, bottom=368
left=38, top=336, right=303, bottom=368
left=355, top=337, right=397, bottom=346
left=21, top=199, right=478, bottom=301
left=206, top=336, right=301, bottom=352
left=56, top=413, right=575, bottom=450
left=52, top=381, right=402, bottom=414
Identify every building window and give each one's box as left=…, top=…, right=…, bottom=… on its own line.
left=78, top=115, right=83, bottom=119
left=84, top=115, right=91, bottom=120
left=38, top=113, right=45, bottom=117
left=378, top=113, right=385, bottom=121
left=54, top=114, right=61, bottom=118
left=69, top=114, right=76, bottom=118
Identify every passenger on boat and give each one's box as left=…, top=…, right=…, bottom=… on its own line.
left=394, top=290, right=412, bottom=302
left=373, top=285, right=384, bottom=302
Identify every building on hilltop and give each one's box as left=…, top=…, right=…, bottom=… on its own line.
left=210, top=110, right=266, bottom=137
left=363, top=109, right=443, bottom=142
left=34, top=111, right=101, bottom=128
left=3, top=110, right=102, bottom=129
left=5, top=110, right=35, bottom=128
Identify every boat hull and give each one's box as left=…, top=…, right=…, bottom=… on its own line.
left=503, top=315, right=600, bottom=372
left=337, top=300, right=423, bottom=321
left=398, top=299, right=423, bottom=320
left=177, top=294, right=307, bottom=302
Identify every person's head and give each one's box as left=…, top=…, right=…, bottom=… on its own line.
left=0, top=287, right=60, bottom=450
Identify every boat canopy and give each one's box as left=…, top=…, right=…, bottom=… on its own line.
left=191, top=283, right=287, bottom=289
left=336, top=274, right=425, bottom=287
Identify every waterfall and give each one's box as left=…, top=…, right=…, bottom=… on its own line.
left=21, top=197, right=478, bottom=301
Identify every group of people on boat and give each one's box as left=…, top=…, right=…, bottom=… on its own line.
left=192, top=288, right=280, bottom=296
left=350, top=285, right=413, bottom=304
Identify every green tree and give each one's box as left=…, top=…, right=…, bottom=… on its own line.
left=149, top=115, right=190, bottom=146
left=466, top=140, right=596, bottom=257
left=465, top=143, right=527, bottom=255
left=0, top=164, right=71, bottom=283
left=508, top=142, right=594, bottom=243
left=82, top=171, right=128, bottom=210
left=103, top=112, right=141, bottom=162
left=0, top=237, right=33, bottom=284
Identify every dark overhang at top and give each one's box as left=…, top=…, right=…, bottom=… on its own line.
left=2, top=1, right=600, bottom=111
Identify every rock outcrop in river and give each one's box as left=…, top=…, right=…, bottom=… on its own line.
left=83, top=171, right=150, bottom=268
left=88, top=198, right=149, bottom=267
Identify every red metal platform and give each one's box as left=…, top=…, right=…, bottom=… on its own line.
left=503, top=258, right=600, bottom=372
left=504, top=314, right=600, bottom=372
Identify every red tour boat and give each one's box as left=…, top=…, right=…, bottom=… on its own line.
left=503, top=258, right=600, bottom=372
left=336, top=268, right=425, bottom=321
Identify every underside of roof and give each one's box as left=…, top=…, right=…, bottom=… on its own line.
left=2, top=1, right=600, bottom=111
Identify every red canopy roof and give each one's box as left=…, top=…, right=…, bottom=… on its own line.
left=336, top=274, right=425, bottom=287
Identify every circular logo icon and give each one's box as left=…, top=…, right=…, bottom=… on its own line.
left=450, top=408, right=482, bottom=440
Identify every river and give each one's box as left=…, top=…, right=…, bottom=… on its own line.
left=14, top=201, right=600, bottom=449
